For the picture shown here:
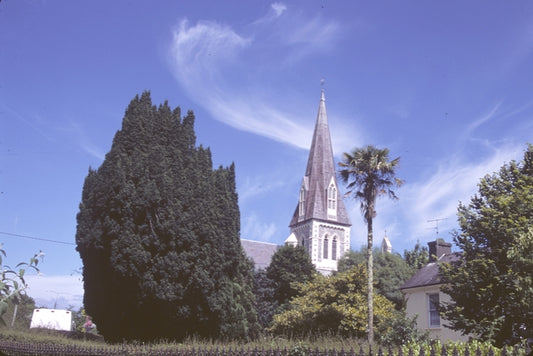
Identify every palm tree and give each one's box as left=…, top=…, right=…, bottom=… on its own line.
left=338, top=145, right=403, bottom=348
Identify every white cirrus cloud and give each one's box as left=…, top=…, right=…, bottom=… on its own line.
left=343, top=142, right=525, bottom=253
left=271, top=3, right=287, bottom=17
left=396, top=143, right=523, bottom=244
left=242, top=213, right=278, bottom=242
left=167, top=9, right=352, bottom=151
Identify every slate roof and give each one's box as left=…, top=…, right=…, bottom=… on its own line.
left=401, top=253, right=461, bottom=290
left=289, top=90, right=351, bottom=227
left=241, top=239, right=280, bottom=270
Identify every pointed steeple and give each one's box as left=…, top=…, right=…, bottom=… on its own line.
left=288, top=88, right=352, bottom=275
left=290, top=90, right=351, bottom=227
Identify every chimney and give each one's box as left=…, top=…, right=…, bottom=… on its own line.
left=427, top=238, right=452, bottom=262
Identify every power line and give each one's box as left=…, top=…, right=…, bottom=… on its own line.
left=0, top=231, right=75, bottom=246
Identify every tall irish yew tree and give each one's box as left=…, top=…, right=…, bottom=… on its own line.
left=76, top=92, right=257, bottom=342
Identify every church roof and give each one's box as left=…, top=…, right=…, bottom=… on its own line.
left=289, top=90, right=351, bottom=227
left=240, top=239, right=280, bottom=270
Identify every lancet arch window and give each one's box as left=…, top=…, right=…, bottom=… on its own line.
left=327, top=180, right=337, bottom=220
left=299, top=186, right=305, bottom=217
left=332, top=236, right=338, bottom=260
left=323, top=235, right=329, bottom=259
left=327, top=183, right=337, bottom=210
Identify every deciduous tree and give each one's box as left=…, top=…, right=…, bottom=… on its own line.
left=440, top=144, right=533, bottom=346
left=338, top=248, right=412, bottom=310
left=403, top=240, right=429, bottom=271
left=269, top=265, right=394, bottom=337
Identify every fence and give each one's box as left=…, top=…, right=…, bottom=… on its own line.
left=0, top=341, right=526, bottom=356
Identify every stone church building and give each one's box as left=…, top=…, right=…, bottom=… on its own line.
left=243, top=89, right=352, bottom=274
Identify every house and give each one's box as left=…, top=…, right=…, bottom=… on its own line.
left=401, top=239, right=469, bottom=342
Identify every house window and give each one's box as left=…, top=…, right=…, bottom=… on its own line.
left=299, top=187, right=305, bottom=217
left=323, top=236, right=328, bottom=259
left=332, top=237, right=337, bottom=260
left=428, top=293, right=440, bottom=327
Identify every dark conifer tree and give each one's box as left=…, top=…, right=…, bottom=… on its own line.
left=76, top=92, right=257, bottom=342
left=266, top=244, right=316, bottom=307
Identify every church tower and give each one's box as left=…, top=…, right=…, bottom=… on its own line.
left=287, top=89, right=351, bottom=274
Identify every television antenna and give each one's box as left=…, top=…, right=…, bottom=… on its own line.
left=427, top=218, right=447, bottom=236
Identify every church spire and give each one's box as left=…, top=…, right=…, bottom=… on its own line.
left=290, top=89, right=351, bottom=227
left=288, top=88, right=352, bottom=275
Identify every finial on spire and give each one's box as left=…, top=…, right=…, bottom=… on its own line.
left=320, top=78, right=325, bottom=101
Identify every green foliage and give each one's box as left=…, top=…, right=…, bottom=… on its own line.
left=338, top=248, right=412, bottom=310
left=75, top=92, right=257, bottom=342
left=440, top=144, right=533, bottom=347
left=269, top=265, right=395, bottom=337
left=377, top=311, right=429, bottom=346
left=403, top=240, right=429, bottom=271
left=0, top=244, right=42, bottom=326
left=253, top=269, right=278, bottom=331
left=266, top=245, right=316, bottom=308
left=338, top=146, right=403, bottom=224
left=400, top=340, right=526, bottom=356
left=1, top=294, right=36, bottom=330
left=337, top=249, right=366, bottom=272
left=0, top=328, right=529, bottom=356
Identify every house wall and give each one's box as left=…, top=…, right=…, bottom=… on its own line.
left=403, top=285, right=469, bottom=342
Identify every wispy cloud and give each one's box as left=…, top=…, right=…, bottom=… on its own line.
left=60, top=121, right=106, bottom=161
left=239, top=176, right=288, bottom=204
left=344, top=138, right=526, bottom=253
left=378, top=143, right=524, bottom=249
left=242, top=213, right=278, bottom=242
left=271, top=3, right=287, bottom=17
left=466, top=101, right=502, bottom=134
left=2, top=104, right=55, bottom=143
left=167, top=7, right=350, bottom=150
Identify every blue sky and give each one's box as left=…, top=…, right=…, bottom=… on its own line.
left=1, top=1, right=532, bottom=308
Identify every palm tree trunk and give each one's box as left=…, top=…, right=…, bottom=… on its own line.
left=367, top=217, right=374, bottom=350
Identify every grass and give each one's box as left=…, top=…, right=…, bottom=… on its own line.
left=0, top=328, right=368, bottom=352
left=1, top=328, right=528, bottom=356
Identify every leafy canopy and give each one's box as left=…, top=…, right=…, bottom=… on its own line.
left=403, top=240, right=429, bottom=271
left=269, top=265, right=395, bottom=337
left=440, top=144, right=533, bottom=346
left=338, top=248, right=413, bottom=310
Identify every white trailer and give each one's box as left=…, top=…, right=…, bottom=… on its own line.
left=30, top=308, right=73, bottom=331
